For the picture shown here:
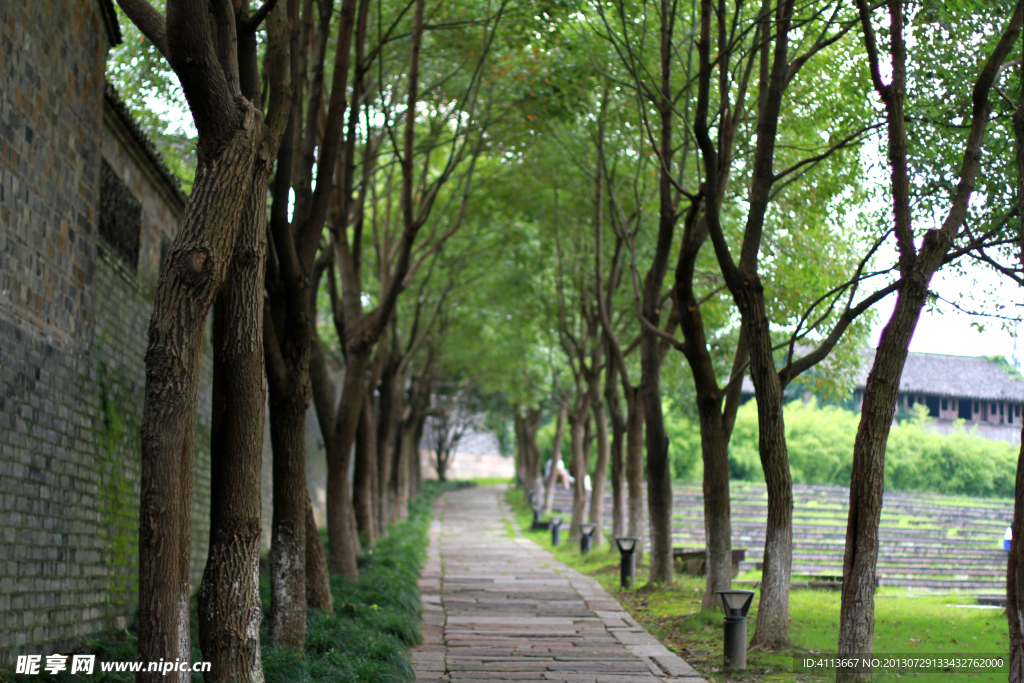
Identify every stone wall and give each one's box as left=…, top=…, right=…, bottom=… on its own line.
left=0, top=0, right=219, bottom=664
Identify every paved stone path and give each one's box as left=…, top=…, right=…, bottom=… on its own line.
left=411, top=485, right=705, bottom=682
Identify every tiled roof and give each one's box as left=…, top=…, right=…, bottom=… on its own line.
left=854, top=350, right=1024, bottom=402
left=740, top=350, right=1024, bottom=403
left=103, top=82, right=188, bottom=209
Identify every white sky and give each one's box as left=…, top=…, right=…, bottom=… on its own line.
left=869, top=263, right=1021, bottom=367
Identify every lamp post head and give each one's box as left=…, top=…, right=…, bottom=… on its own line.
left=580, top=523, right=596, bottom=536
left=715, top=589, right=755, bottom=619
left=551, top=517, right=563, bottom=528
left=615, top=537, right=639, bottom=553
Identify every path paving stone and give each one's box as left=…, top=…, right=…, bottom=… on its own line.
left=411, top=485, right=706, bottom=683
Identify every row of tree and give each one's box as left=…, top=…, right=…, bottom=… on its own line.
left=107, top=0, right=1024, bottom=680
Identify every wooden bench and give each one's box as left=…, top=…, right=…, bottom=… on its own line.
left=672, top=548, right=746, bottom=577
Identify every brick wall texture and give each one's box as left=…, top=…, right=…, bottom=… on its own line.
left=0, top=0, right=236, bottom=665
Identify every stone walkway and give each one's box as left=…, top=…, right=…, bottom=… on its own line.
left=411, top=485, right=705, bottom=682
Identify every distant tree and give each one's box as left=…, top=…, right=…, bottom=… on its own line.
left=424, top=384, right=486, bottom=481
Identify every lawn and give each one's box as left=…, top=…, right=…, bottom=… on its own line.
left=506, top=487, right=1012, bottom=683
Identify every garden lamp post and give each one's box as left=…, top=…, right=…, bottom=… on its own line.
left=579, top=523, right=596, bottom=555
left=615, top=537, right=639, bottom=588
left=551, top=517, right=563, bottom=547
left=715, top=589, right=755, bottom=670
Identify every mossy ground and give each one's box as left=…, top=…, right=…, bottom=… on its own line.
left=507, top=486, right=1012, bottom=683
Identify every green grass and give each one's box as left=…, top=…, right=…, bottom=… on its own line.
left=507, top=486, right=1012, bottom=683
left=2, top=481, right=460, bottom=683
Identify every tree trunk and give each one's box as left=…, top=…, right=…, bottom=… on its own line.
left=1007, top=428, right=1024, bottom=682
left=589, top=397, right=610, bottom=549
left=569, top=415, right=587, bottom=542
left=741, top=291, right=792, bottom=649
left=542, top=402, right=568, bottom=515
left=198, top=181, right=267, bottom=682
left=437, top=448, right=449, bottom=482
left=695, top=402, right=732, bottom=611
left=305, top=492, right=333, bottom=612
left=1005, top=45, right=1024, bottom=683
left=837, top=292, right=922, bottom=676
left=641, top=340, right=673, bottom=585
left=267, top=387, right=308, bottom=647
left=625, top=388, right=646, bottom=562
left=524, top=407, right=543, bottom=502
left=354, top=393, right=379, bottom=543
left=310, top=338, right=360, bottom=579
left=137, top=108, right=266, bottom=683
left=606, top=372, right=627, bottom=543
left=376, top=356, right=398, bottom=537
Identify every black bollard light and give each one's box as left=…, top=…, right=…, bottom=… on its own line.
left=551, top=517, right=564, bottom=546
left=533, top=507, right=542, bottom=524
left=715, top=589, right=755, bottom=670
left=579, top=523, right=596, bottom=555
left=615, top=537, right=639, bottom=589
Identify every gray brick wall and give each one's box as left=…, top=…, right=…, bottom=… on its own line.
left=0, top=0, right=231, bottom=666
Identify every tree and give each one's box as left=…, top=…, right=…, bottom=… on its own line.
left=838, top=1, right=1024, bottom=677
left=112, top=0, right=292, bottom=680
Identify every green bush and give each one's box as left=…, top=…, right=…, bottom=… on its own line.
left=670, top=398, right=1019, bottom=497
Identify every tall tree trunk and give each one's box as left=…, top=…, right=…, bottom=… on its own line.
left=606, top=369, right=627, bottom=542
left=377, top=359, right=398, bottom=534
left=742, top=298, right=792, bottom=649
left=837, top=4, right=1023, bottom=676
left=837, top=293, right=923, bottom=673
left=625, top=388, right=646, bottom=562
left=542, top=401, right=568, bottom=515
left=569, top=415, right=587, bottom=542
left=1007, top=50, right=1024, bottom=683
left=310, top=340, right=360, bottom=579
left=137, top=110, right=268, bottom=683
left=266, top=385, right=308, bottom=647
left=354, top=393, right=379, bottom=543
left=640, top=338, right=673, bottom=585
left=198, top=183, right=267, bottom=682
left=696, top=403, right=732, bottom=611
left=589, top=397, right=610, bottom=548
left=305, top=492, right=334, bottom=612
left=524, top=407, right=543, bottom=502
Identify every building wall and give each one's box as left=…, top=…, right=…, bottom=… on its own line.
left=0, top=0, right=221, bottom=664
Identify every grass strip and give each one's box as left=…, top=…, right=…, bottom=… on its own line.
left=507, top=486, right=1012, bottom=683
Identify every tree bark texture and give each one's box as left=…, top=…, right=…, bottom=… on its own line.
left=625, top=388, right=646, bottom=562
left=569, top=415, right=588, bottom=542
left=354, top=394, right=380, bottom=542
left=589, top=397, right=610, bottom=549
left=267, top=386, right=308, bottom=647
left=310, top=339, right=360, bottom=579
left=606, top=377, right=627, bottom=543
left=198, top=177, right=267, bottom=682
left=543, top=402, right=568, bottom=515
left=137, top=108, right=269, bottom=683
left=838, top=4, right=1023, bottom=677
left=740, top=286, right=792, bottom=649
left=1007, top=431, right=1024, bottom=682
left=304, top=492, right=334, bottom=612
left=695, top=403, right=732, bottom=611
left=1008, top=43, right=1024, bottom=683
left=837, top=291, right=923, bottom=672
